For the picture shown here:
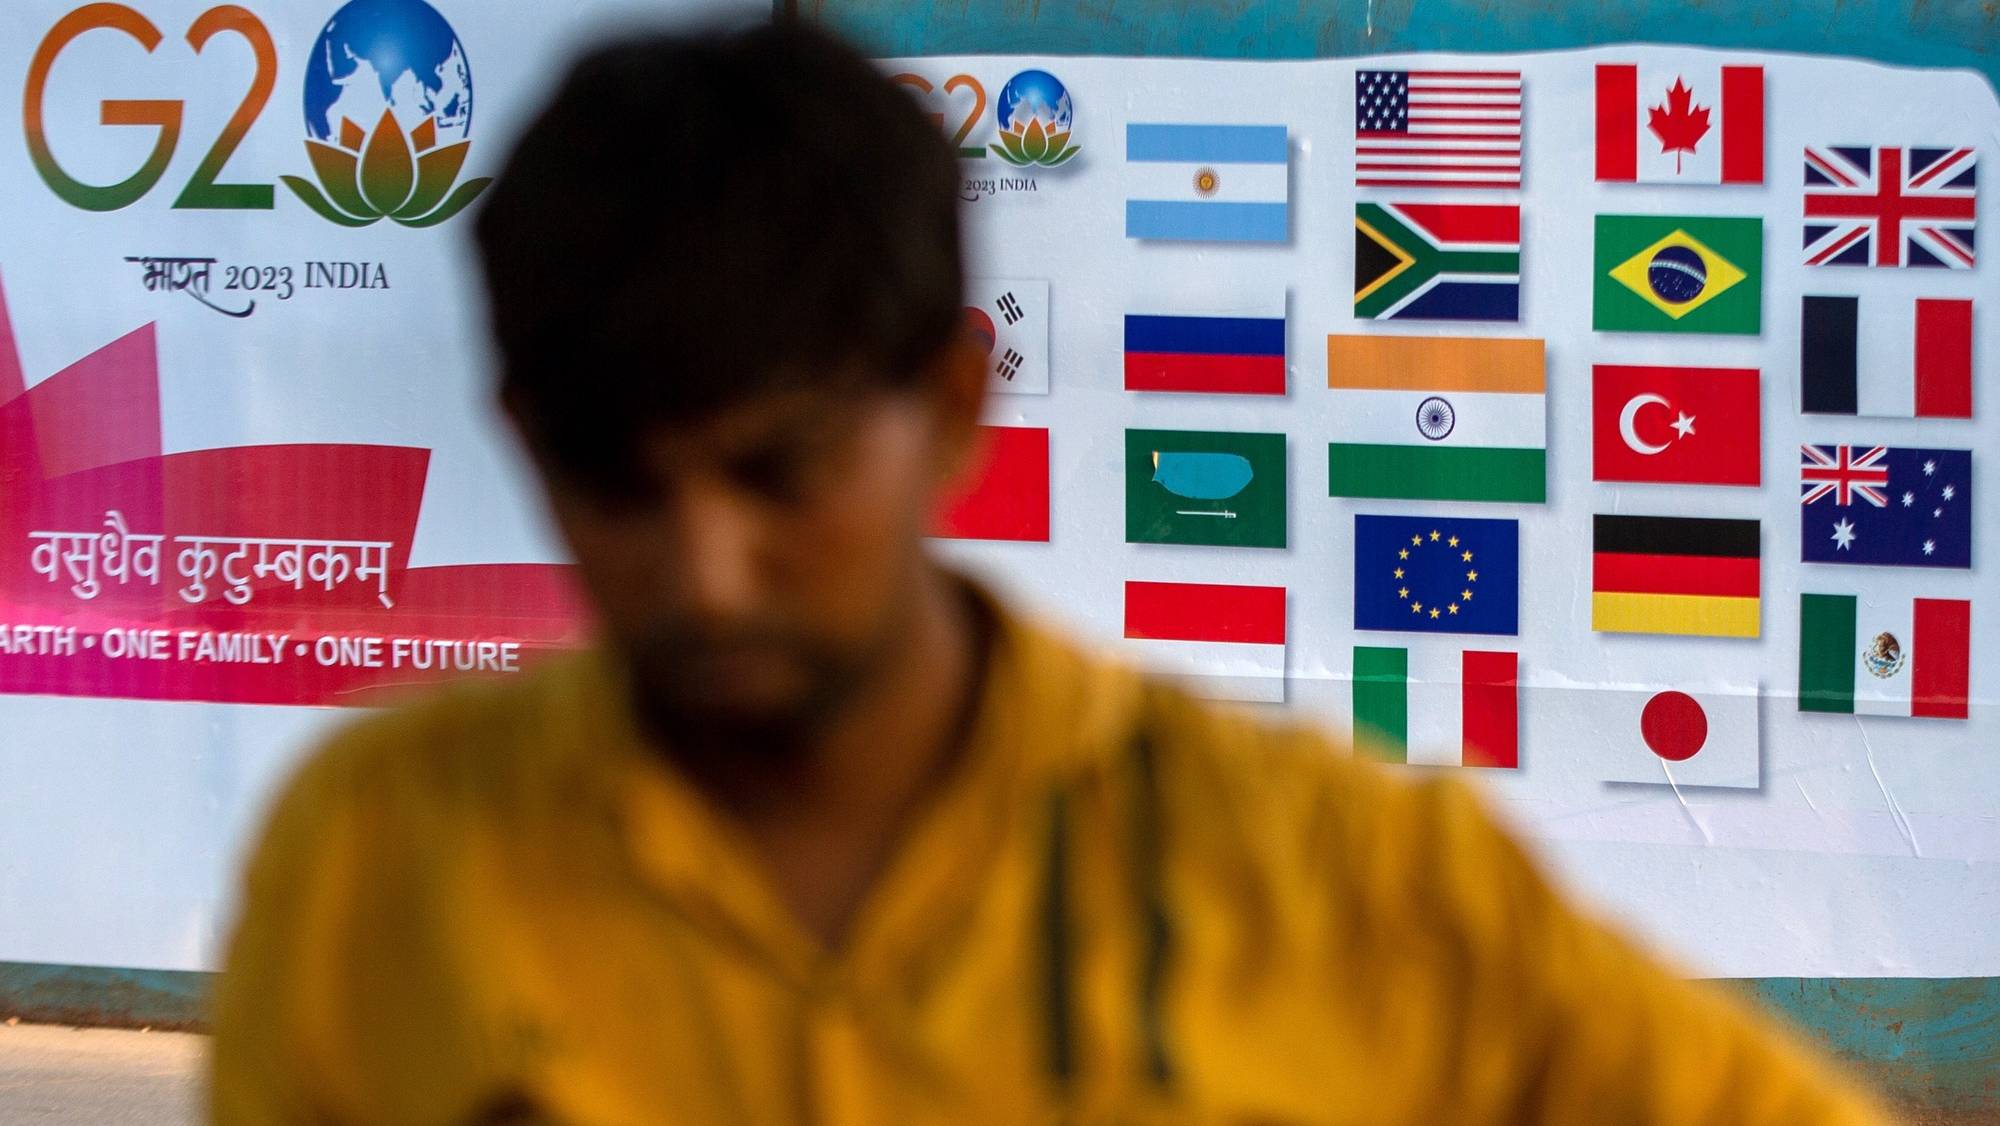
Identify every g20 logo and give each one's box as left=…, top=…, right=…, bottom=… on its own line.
left=893, top=68, right=1080, bottom=168
left=23, top=0, right=489, bottom=226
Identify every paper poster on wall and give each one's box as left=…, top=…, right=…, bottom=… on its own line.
left=3, top=25, right=1998, bottom=979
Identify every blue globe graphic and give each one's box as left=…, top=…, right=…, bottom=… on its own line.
left=303, top=0, right=472, bottom=146
left=994, top=70, right=1073, bottom=133
left=1646, top=245, right=1707, bottom=304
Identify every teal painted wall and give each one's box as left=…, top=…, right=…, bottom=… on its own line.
left=805, top=0, right=2000, bottom=95
left=797, top=0, right=2000, bottom=1116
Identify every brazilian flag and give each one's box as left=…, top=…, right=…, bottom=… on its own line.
left=1593, top=215, right=1762, bottom=335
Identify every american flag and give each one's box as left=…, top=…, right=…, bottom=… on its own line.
left=1355, top=70, right=1522, bottom=189
left=1803, top=146, right=1977, bottom=269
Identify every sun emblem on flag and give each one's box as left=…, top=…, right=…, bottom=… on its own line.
left=1192, top=167, right=1221, bottom=196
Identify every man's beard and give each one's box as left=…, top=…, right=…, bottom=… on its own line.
left=618, top=621, right=892, bottom=761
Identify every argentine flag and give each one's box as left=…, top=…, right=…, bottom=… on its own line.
left=1125, top=123, right=1290, bottom=244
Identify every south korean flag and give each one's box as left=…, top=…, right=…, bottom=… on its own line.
left=965, top=278, right=1049, bottom=395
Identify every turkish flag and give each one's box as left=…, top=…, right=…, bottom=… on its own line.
left=1591, top=365, right=1761, bottom=486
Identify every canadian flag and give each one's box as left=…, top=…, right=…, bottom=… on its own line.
left=1595, top=63, right=1764, bottom=185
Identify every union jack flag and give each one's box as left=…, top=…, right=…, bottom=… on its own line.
left=1800, top=445, right=1890, bottom=507
left=1803, top=146, right=1977, bottom=268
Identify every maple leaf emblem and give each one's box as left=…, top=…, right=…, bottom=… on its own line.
left=1646, top=76, right=1711, bottom=173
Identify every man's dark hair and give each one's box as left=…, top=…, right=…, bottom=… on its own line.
left=474, top=21, right=964, bottom=492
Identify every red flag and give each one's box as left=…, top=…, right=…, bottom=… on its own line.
left=1592, top=365, right=1760, bottom=486
left=1595, top=63, right=1763, bottom=184
left=930, top=426, right=1050, bottom=542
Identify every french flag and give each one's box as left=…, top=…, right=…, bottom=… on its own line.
left=1123, top=312, right=1286, bottom=395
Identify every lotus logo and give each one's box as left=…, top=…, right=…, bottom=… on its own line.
left=989, top=70, right=1080, bottom=168
left=283, top=0, right=491, bottom=227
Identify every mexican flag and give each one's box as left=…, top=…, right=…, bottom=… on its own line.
left=1351, top=646, right=1518, bottom=768
left=1798, top=594, right=1971, bottom=719
left=1326, top=334, right=1546, bottom=503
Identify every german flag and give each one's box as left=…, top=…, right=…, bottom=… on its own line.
left=1592, top=515, right=1760, bottom=638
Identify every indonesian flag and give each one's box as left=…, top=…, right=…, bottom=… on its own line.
left=1123, top=580, right=1285, bottom=702
left=1595, top=63, right=1764, bottom=184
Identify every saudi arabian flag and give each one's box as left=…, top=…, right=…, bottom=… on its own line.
left=1351, top=646, right=1519, bottom=768
left=1798, top=593, right=1971, bottom=719
left=1593, top=214, right=1762, bottom=335
left=1327, top=334, right=1545, bottom=503
left=1126, top=428, right=1286, bottom=548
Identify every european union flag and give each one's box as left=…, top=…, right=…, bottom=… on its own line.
left=1354, top=514, right=1519, bottom=636
left=1800, top=445, right=1972, bottom=568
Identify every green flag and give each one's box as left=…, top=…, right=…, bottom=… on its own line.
left=1125, top=429, right=1285, bottom=548
left=1593, top=214, right=1762, bottom=335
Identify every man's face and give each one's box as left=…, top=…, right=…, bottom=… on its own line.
left=529, top=376, right=973, bottom=753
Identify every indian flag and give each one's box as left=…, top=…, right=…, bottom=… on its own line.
left=1123, top=580, right=1286, bottom=702
left=1327, top=334, right=1546, bottom=503
left=1351, top=646, right=1518, bottom=767
left=1799, top=593, right=1971, bottom=719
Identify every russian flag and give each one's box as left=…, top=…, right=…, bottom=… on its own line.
left=1124, top=312, right=1285, bottom=395
left=1125, top=123, right=1290, bottom=243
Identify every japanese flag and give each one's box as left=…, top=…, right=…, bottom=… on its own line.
left=1600, top=680, right=1760, bottom=789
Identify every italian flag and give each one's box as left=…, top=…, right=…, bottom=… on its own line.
left=1327, top=334, right=1545, bottom=504
left=1799, top=594, right=1971, bottom=719
left=1351, top=646, right=1518, bottom=767
left=1123, top=581, right=1286, bottom=702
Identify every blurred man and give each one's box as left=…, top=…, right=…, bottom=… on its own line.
left=212, top=22, right=1884, bottom=1124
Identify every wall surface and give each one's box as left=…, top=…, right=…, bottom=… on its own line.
left=798, top=0, right=2000, bottom=1117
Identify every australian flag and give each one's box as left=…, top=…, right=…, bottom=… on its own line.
left=1800, top=445, right=1971, bottom=568
left=1354, top=514, right=1519, bottom=635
